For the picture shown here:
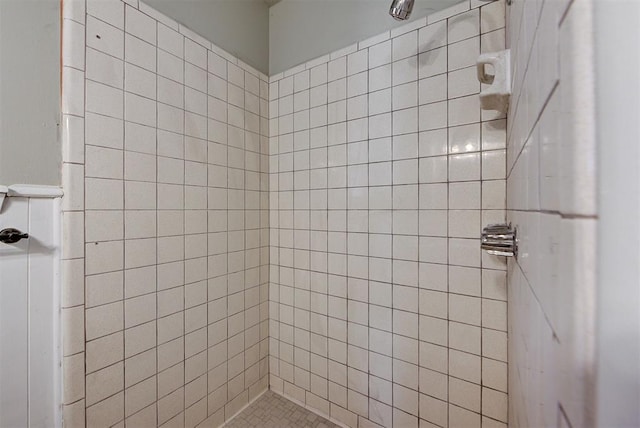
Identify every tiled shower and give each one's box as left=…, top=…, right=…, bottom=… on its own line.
left=57, top=0, right=598, bottom=427
left=267, top=3, right=508, bottom=426
left=61, top=1, right=270, bottom=425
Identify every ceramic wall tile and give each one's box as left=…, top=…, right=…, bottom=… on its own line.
left=61, top=1, right=270, bottom=425
left=505, top=1, right=596, bottom=427
left=269, top=2, right=506, bottom=427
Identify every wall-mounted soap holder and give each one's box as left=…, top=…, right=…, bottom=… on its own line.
left=477, top=49, right=511, bottom=113
left=481, top=223, right=517, bottom=257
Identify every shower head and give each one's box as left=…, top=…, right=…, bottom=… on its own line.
left=389, top=0, right=415, bottom=20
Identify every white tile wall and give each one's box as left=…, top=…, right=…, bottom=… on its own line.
left=62, top=1, right=515, bottom=426
left=268, top=1, right=508, bottom=427
left=505, top=0, right=597, bottom=427
left=61, top=0, right=270, bottom=426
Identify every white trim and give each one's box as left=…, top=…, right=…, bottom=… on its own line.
left=6, top=185, right=63, bottom=198
left=26, top=197, right=62, bottom=427
left=52, top=198, right=62, bottom=428
left=0, top=196, right=61, bottom=427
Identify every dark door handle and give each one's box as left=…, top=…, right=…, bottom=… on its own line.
left=0, top=228, right=29, bottom=244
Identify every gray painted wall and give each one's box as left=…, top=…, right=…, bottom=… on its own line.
left=0, top=0, right=61, bottom=186
left=269, top=0, right=462, bottom=74
left=145, top=0, right=270, bottom=73
left=595, top=0, right=640, bottom=425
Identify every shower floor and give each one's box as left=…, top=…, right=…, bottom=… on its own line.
left=226, top=390, right=339, bottom=428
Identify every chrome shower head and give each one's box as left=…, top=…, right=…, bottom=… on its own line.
left=389, top=0, right=415, bottom=21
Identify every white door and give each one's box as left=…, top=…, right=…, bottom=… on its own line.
left=0, top=196, right=61, bottom=428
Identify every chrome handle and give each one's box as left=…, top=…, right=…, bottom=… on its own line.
left=0, top=228, right=29, bottom=244
left=481, top=223, right=517, bottom=257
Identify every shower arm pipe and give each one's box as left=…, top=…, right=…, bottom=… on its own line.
left=389, top=0, right=415, bottom=21
left=389, top=0, right=501, bottom=21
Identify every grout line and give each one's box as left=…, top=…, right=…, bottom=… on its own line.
left=181, top=31, right=186, bottom=426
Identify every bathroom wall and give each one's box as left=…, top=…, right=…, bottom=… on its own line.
left=0, top=0, right=61, bottom=186
left=594, top=1, right=640, bottom=425
left=267, top=1, right=509, bottom=426
left=145, top=0, right=270, bottom=74
left=269, top=0, right=462, bottom=75
left=60, top=0, right=270, bottom=425
left=0, top=191, right=62, bottom=428
left=505, top=0, right=597, bottom=426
